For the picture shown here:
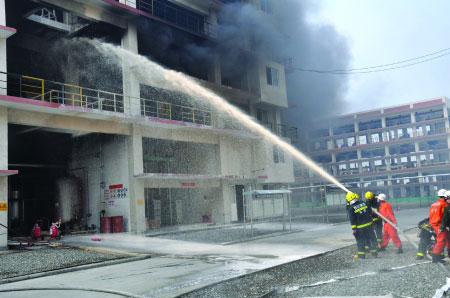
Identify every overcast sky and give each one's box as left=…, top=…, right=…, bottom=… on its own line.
left=308, top=0, right=450, bottom=114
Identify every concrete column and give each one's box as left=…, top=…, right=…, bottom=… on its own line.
left=354, top=121, right=359, bottom=133
left=410, top=111, right=416, bottom=123
left=387, top=174, right=394, bottom=198
left=122, top=20, right=141, bottom=116
left=381, top=117, right=386, bottom=128
left=385, top=144, right=391, bottom=170
left=400, top=186, right=406, bottom=198
left=127, top=125, right=146, bottom=233
left=418, top=170, right=425, bottom=197
left=207, top=54, right=222, bottom=85
left=0, top=107, right=7, bottom=249
left=0, top=0, right=6, bottom=95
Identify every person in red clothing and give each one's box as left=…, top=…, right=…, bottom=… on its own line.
left=430, top=188, right=448, bottom=263
left=378, top=193, right=403, bottom=254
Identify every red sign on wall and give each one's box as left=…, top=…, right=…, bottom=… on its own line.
left=109, top=184, right=123, bottom=189
left=181, top=182, right=196, bottom=187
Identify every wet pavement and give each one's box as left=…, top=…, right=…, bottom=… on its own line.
left=0, top=207, right=431, bottom=297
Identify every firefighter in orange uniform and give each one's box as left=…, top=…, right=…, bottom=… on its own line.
left=378, top=193, right=403, bottom=254
left=431, top=189, right=448, bottom=263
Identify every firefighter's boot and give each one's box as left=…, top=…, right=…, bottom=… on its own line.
left=379, top=246, right=386, bottom=251
left=416, top=254, right=424, bottom=260
left=396, top=246, right=403, bottom=254
left=355, top=253, right=366, bottom=259
left=371, top=251, right=378, bottom=258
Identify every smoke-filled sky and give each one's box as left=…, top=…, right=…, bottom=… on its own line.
left=312, top=0, right=450, bottom=114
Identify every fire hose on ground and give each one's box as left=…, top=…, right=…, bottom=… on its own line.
left=372, top=209, right=450, bottom=298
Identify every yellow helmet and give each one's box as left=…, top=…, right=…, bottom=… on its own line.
left=346, top=192, right=356, bottom=201
left=355, top=194, right=360, bottom=200
left=365, top=191, right=374, bottom=200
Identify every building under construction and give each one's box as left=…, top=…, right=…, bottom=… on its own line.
left=294, top=97, right=450, bottom=208
left=0, top=0, right=297, bottom=249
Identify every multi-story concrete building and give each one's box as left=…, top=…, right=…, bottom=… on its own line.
left=294, top=97, right=450, bottom=206
left=0, top=0, right=296, bottom=248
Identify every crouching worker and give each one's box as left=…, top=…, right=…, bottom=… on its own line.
left=416, top=217, right=435, bottom=260
left=378, top=193, right=403, bottom=254
left=347, top=192, right=378, bottom=259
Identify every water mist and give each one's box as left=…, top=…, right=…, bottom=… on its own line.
left=82, top=39, right=350, bottom=193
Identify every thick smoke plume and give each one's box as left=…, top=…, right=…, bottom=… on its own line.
left=53, top=0, right=351, bottom=133
left=214, top=1, right=351, bottom=129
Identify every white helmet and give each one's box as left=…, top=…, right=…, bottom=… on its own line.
left=445, top=190, right=450, bottom=199
left=378, top=193, right=387, bottom=201
left=438, top=189, right=447, bottom=197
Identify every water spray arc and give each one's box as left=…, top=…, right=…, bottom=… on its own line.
left=85, top=39, right=350, bottom=193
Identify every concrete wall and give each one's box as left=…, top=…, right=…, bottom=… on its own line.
left=218, top=136, right=254, bottom=177
left=0, top=0, right=6, bottom=95
left=101, top=135, right=131, bottom=229
left=70, top=134, right=133, bottom=232
left=258, top=58, right=288, bottom=108
left=0, top=0, right=7, bottom=248
left=254, top=138, right=295, bottom=183
left=0, top=107, right=7, bottom=249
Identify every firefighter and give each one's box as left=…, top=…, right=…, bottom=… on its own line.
left=430, top=189, right=448, bottom=263
left=438, top=190, right=450, bottom=258
left=347, top=192, right=378, bottom=259
left=31, top=223, right=41, bottom=241
left=365, top=191, right=383, bottom=249
left=378, top=193, right=403, bottom=253
left=416, top=217, right=435, bottom=260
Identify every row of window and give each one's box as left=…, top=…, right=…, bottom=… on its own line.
left=313, top=140, right=449, bottom=164
left=311, top=108, right=445, bottom=138
left=312, top=122, right=446, bottom=150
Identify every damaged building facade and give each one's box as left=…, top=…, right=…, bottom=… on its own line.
left=0, top=0, right=296, bottom=248
left=294, top=97, right=450, bottom=206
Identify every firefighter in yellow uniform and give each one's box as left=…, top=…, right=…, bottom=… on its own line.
left=347, top=192, right=378, bottom=259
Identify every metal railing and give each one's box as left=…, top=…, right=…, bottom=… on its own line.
left=118, top=0, right=217, bottom=38
left=0, top=71, right=214, bottom=126
left=0, top=71, right=299, bottom=138
left=259, top=122, right=298, bottom=140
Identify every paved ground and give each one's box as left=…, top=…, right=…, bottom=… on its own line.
left=0, top=207, right=432, bottom=297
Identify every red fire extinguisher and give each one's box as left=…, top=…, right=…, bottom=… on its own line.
left=49, top=224, right=58, bottom=239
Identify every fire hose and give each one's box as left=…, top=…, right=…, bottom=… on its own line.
left=372, top=209, right=450, bottom=277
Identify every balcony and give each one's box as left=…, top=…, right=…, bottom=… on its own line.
left=260, top=122, right=298, bottom=140
left=107, top=0, right=218, bottom=38
left=0, top=71, right=297, bottom=141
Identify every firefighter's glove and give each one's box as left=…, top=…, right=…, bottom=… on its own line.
left=352, top=229, right=356, bottom=235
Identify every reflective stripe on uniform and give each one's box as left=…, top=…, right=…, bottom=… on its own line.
left=354, top=206, right=368, bottom=213
left=351, top=225, right=356, bottom=228
left=356, top=222, right=372, bottom=228
left=417, top=252, right=424, bottom=256
left=358, top=251, right=366, bottom=255
left=370, top=249, right=377, bottom=253
left=373, top=218, right=379, bottom=221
